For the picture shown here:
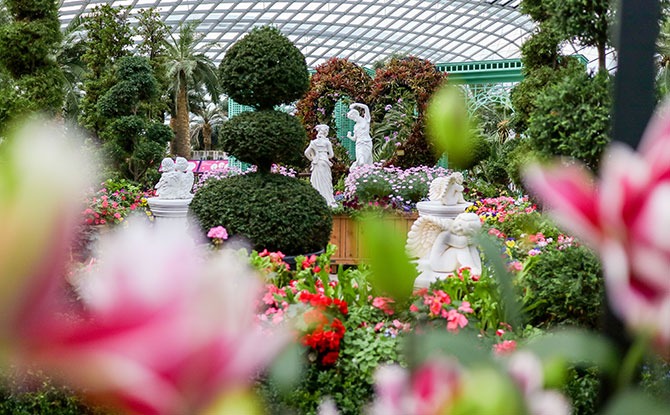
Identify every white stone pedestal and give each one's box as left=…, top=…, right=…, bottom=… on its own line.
left=412, top=200, right=472, bottom=288
left=147, top=197, right=192, bottom=229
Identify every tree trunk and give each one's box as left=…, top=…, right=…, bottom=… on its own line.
left=203, top=123, right=212, bottom=151
left=174, top=72, right=191, bottom=158
left=598, top=41, right=607, bottom=74
left=169, top=116, right=177, bottom=154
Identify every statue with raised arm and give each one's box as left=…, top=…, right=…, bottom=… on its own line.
left=346, top=103, right=373, bottom=170
left=305, top=124, right=337, bottom=207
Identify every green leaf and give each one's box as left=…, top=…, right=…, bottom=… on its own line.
left=404, top=331, right=492, bottom=368
left=603, top=389, right=670, bottom=415
left=477, top=234, right=523, bottom=329
left=524, top=328, right=619, bottom=376
left=358, top=213, right=416, bottom=304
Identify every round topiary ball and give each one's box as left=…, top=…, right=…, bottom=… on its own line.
left=190, top=172, right=333, bottom=255
left=219, top=109, right=307, bottom=172
left=219, top=26, right=309, bottom=110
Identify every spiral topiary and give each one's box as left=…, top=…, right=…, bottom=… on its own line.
left=219, top=110, right=307, bottom=172
left=192, top=25, right=332, bottom=255
left=219, top=26, right=309, bottom=110
left=190, top=174, right=332, bottom=255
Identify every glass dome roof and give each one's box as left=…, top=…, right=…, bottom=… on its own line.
left=58, top=0, right=538, bottom=68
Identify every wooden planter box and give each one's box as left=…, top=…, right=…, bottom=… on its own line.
left=329, top=212, right=419, bottom=265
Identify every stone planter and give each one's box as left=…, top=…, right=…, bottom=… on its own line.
left=329, top=212, right=419, bottom=265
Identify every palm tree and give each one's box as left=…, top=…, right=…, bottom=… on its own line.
left=190, top=100, right=227, bottom=151
left=163, top=21, right=219, bottom=159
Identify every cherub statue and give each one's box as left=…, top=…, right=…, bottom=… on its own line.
left=346, top=103, right=373, bottom=170
left=304, top=124, right=337, bottom=207
left=175, top=157, right=194, bottom=199
left=155, top=158, right=180, bottom=199
left=428, top=172, right=466, bottom=206
left=406, top=212, right=482, bottom=276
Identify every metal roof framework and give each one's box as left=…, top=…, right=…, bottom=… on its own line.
left=58, top=0, right=536, bottom=68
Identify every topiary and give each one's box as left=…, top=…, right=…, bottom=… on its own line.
left=219, top=26, right=309, bottom=110
left=196, top=25, right=332, bottom=255
left=219, top=109, right=306, bottom=172
left=190, top=173, right=332, bottom=255
left=518, top=244, right=604, bottom=329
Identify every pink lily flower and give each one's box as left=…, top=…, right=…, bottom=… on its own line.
left=25, top=222, right=286, bottom=415
left=1, top=122, right=91, bottom=355
left=524, top=104, right=670, bottom=354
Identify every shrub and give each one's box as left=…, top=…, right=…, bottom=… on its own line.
left=219, top=109, right=307, bottom=171
left=190, top=173, right=332, bottom=255
left=518, top=244, right=604, bottom=329
left=527, top=70, right=612, bottom=171
left=219, top=26, right=309, bottom=110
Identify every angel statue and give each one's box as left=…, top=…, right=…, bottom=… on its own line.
left=428, top=172, right=467, bottom=206
left=406, top=212, right=482, bottom=278
left=155, top=158, right=180, bottom=199
left=175, top=157, right=194, bottom=199
left=304, top=124, right=337, bottom=207
left=346, top=103, right=373, bottom=170
left=154, top=157, right=194, bottom=199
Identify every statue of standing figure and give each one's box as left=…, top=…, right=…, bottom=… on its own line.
left=346, top=103, right=373, bottom=170
left=304, top=124, right=337, bottom=207
left=155, top=157, right=194, bottom=199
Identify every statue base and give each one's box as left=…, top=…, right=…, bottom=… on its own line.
left=147, top=197, right=193, bottom=229
left=413, top=259, right=455, bottom=288
left=416, top=201, right=472, bottom=217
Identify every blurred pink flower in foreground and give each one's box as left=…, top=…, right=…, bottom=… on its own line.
left=41, top=222, right=284, bottom=415
left=2, top=121, right=286, bottom=415
left=1, top=122, right=91, bottom=355
left=524, top=103, right=670, bottom=354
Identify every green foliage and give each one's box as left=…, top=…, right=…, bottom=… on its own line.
left=520, top=25, right=562, bottom=71
left=518, top=245, right=604, bottom=329
left=190, top=172, right=333, bottom=255
left=0, top=0, right=63, bottom=117
left=564, top=367, right=601, bottom=415
left=259, top=302, right=402, bottom=415
left=504, top=138, right=543, bottom=188
left=97, top=56, right=171, bottom=183
left=219, top=109, right=307, bottom=171
left=527, top=70, right=612, bottom=171
left=79, top=4, right=133, bottom=134
left=510, top=58, right=584, bottom=134
left=219, top=26, right=309, bottom=110
left=0, top=370, right=110, bottom=415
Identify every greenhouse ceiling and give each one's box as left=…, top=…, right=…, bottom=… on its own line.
left=58, top=0, right=542, bottom=68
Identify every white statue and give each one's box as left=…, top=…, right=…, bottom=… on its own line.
left=304, top=124, right=337, bottom=207
left=175, top=157, right=194, bottom=198
left=155, top=157, right=193, bottom=200
left=346, top=103, right=373, bottom=170
left=429, top=172, right=467, bottom=206
left=406, top=212, right=482, bottom=276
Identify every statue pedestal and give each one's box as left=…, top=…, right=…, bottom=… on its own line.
left=147, top=197, right=192, bottom=230
left=412, top=201, right=472, bottom=288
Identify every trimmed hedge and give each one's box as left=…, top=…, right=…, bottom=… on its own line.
left=190, top=173, right=333, bottom=255
left=219, top=109, right=307, bottom=171
left=219, top=26, right=309, bottom=110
